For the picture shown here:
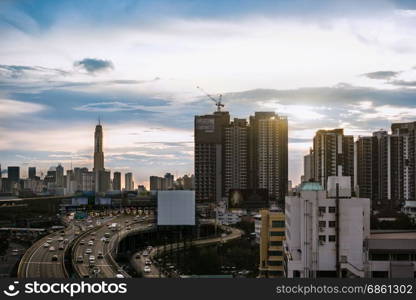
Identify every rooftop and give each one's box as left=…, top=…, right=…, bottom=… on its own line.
left=300, top=182, right=323, bottom=191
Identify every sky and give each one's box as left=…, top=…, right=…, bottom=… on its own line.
left=1, top=0, right=416, bottom=187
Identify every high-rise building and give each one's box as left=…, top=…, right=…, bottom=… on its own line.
left=224, top=118, right=249, bottom=197
left=93, top=121, right=105, bottom=193
left=28, top=167, right=36, bottom=179
left=113, top=172, right=121, bottom=191
left=194, top=111, right=230, bottom=203
left=164, top=173, right=174, bottom=190
left=8, top=166, right=20, bottom=182
left=125, top=172, right=134, bottom=191
left=97, top=170, right=111, bottom=193
left=259, top=207, right=285, bottom=278
left=303, top=148, right=314, bottom=182
left=150, top=176, right=163, bottom=191
left=284, top=177, right=370, bottom=278
left=82, top=171, right=95, bottom=192
left=249, top=112, right=288, bottom=206
left=56, top=164, right=64, bottom=187
left=312, top=129, right=354, bottom=191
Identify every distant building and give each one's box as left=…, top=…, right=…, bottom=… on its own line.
left=7, top=166, right=20, bottom=183
left=113, top=171, right=121, bottom=191
left=125, top=172, right=134, bottom=191
left=150, top=176, right=163, bottom=191
left=28, top=167, right=36, bottom=179
left=82, top=171, right=94, bottom=192
left=312, top=129, right=354, bottom=191
left=303, top=148, right=314, bottom=182
left=284, top=177, right=370, bottom=278
left=93, top=120, right=105, bottom=192
left=56, top=164, right=64, bottom=187
left=259, top=207, right=285, bottom=278
left=164, top=173, right=174, bottom=190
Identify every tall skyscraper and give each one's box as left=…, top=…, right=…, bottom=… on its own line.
left=56, top=164, right=64, bottom=187
left=224, top=118, right=249, bottom=197
left=93, top=121, right=105, bottom=193
left=249, top=112, right=288, bottom=206
left=194, top=111, right=230, bottom=202
left=312, top=129, right=354, bottom=191
left=113, top=171, right=121, bottom=191
left=28, top=167, right=36, bottom=179
left=355, top=130, right=391, bottom=208
left=125, top=172, right=134, bottom=191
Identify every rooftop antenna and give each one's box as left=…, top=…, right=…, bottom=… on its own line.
left=98, top=114, right=101, bottom=125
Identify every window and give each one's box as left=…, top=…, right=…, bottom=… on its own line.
left=319, top=235, right=326, bottom=242
left=329, top=207, right=336, bottom=213
left=319, top=221, right=326, bottom=227
left=270, top=231, right=285, bottom=236
left=268, top=250, right=283, bottom=256
left=319, top=206, right=326, bottom=214
left=328, top=235, right=336, bottom=242
left=270, top=241, right=283, bottom=246
left=268, top=260, right=282, bottom=266
left=272, top=220, right=285, bottom=228
left=329, top=221, right=336, bottom=227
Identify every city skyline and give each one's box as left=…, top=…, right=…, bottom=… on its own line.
left=1, top=0, right=416, bottom=186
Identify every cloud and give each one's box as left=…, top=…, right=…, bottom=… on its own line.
left=73, top=101, right=160, bottom=113
left=73, top=58, right=114, bottom=74
left=389, top=80, right=416, bottom=87
left=362, top=70, right=401, bottom=80
left=0, top=64, right=70, bottom=79
left=0, top=99, right=47, bottom=117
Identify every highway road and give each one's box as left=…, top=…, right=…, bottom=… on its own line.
left=18, top=216, right=111, bottom=278
left=72, top=215, right=154, bottom=278
left=131, top=226, right=243, bottom=278
left=18, top=223, right=78, bottom=278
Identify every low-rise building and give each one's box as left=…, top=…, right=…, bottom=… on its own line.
left=259, top=207, right=285, bottom=278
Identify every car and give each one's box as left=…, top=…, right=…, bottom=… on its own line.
left=76, top=256, right=83, bottom=263
left=104, top=238, right=109, bottom=243
left=64, top=238, right=69, bottom=244
left=47, top=238, right=53, bottom=243
left=145, top=259, right=152, bottom=266
left=75, top=231, right=80, bottom=236
left=51, top=255, right=58, bottom=261
left=59, top=244, right=64, bottom=250
left=80, top=240, right=85, bottom=245
left=97, top=252, right=104, bottom=259
left=85, top=248, right=92, bottom=254
left=58, top=237, right=64, bottom=242
left=88, top=241, right=94, bottom=246
left=43, top=243, right=50, bottom=248
left=92, top=267, right=100, bottom=275
left=135, top=254, right=141, bottom=259
left=142, top=251, right=148, bottom=257
left=49, top=246, right=56, bottom=252
left=144, top=266, right=151, bottom=273
left=115, top=274, right=124, bottom=278
left=11, top=249, right=19, bottom=256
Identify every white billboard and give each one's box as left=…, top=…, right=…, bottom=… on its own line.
left=157, top=191, right=195, bottom=226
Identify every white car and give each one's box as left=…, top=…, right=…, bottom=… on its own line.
left=85, top=248, right=92, bottom=254
left=58, top=237, right=64, bottom=242
left=80, top=240, right=85, bottom=245
left=88, top=241, right=94, bottom=246
left=115, top=274, right=124, bottom=278
left=47, top=238, right=53, bottom=243
left=49, top=246, right=56, bottom=252
left=76, top=256, right=83, bottom=263
left=43, top=243, right=50, bottom=248
left=144, top=266, right=151, bottom=273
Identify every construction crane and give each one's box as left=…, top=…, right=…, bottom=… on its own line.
left=197, top=86, right=224, bottom=112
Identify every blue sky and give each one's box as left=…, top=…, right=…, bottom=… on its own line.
left=1, top=0, right=416, bottom=186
